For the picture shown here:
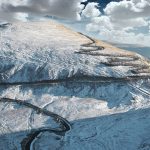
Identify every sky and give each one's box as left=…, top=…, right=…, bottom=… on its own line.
left=0, top=0, right=150, bottom=47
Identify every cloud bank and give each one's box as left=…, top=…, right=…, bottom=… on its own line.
left=83, top=0, right=150, bottom=46
left=0, top=0, right=87, bottom=21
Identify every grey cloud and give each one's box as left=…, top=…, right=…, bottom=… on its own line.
left=0, top=0, right=87, bottom=21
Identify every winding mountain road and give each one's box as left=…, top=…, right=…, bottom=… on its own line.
left=0, top=75, right=150, bottom=87
left=0, top=97, right=71, bottom=150
left=77, top=33, right=150, bottom=97
left=0, top=32, right=150, bottom=150
left=0, top=32, right=149, bottom=88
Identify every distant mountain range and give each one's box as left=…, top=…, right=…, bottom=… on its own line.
left=109, top=43, right=150, bottom=59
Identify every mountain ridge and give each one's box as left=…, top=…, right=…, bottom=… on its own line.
left=0, top=20, right=150, bottom=150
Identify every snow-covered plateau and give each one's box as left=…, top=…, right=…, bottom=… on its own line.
left=0, top=20, right=150, bottom=150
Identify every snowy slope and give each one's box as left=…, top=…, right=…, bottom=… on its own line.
left=0, top=21, right=150, bottom=150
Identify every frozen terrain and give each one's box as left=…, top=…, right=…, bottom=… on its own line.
left=0, top=20, right=150, bottom=150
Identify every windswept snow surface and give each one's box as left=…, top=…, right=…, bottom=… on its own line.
left=0, top=21, right=150, bottom=150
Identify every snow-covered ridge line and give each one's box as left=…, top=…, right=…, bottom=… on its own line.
left=0, top=21, right=149, bottom=83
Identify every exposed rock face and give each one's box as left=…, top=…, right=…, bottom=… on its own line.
left=0, top=21, right=150, bottom=150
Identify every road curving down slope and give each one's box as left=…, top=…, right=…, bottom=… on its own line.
left=0, top=21, right=150, bottom=150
